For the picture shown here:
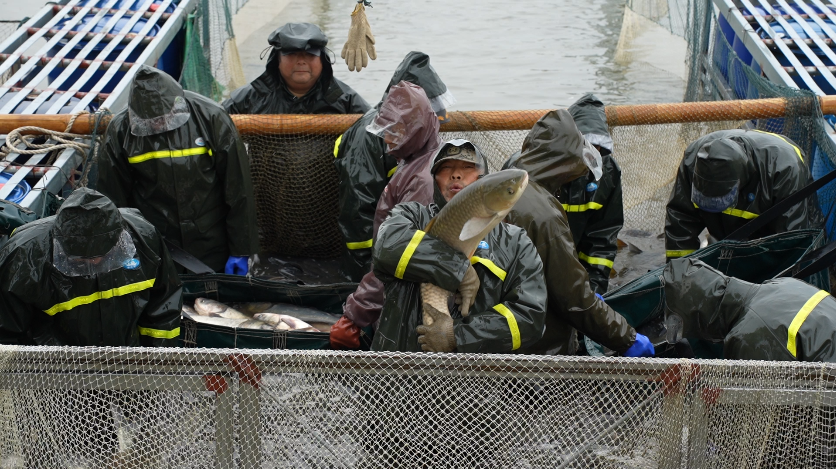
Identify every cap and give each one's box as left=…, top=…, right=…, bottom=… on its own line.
left=268, top=23, right=328, bottom=56
left=431, top=139, right=485, bottom=174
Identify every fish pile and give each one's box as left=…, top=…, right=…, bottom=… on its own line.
left=182, top=298, right=340, bottom=332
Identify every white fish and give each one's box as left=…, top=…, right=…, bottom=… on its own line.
left=253, top=313, right=319, bottom=331
left=194, top=298, right=249, bottom=319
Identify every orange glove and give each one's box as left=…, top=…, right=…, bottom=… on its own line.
left=330, top=316, right=361, bottom=350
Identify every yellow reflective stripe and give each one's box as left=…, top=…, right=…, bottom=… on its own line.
left=692, top=203, right=758, bottom=220
left=44, top=279, right=157, bottom=316
left=787, top=290, right=830, bottom=358
left=493, top=304, right=521, bottom=350
left=346, top=239, right=373, bottom=250
left=666, top=249, right=695, bottom=258
left=561, top=202, right=603, bottom=213
left=128, top=147, right=212, bottom=164
left=333, top=134, right=343, bottom=158
left=578, top=251, right=614, bottom=269
left=395, top=230, right=425, bottom=279
left=138, top=326, right=180, bottom=339
left=387, top=166, right=398, bottom=178
left=753, top=130, right=803, bottom=162
left=470, top=256, right=507, bottom=281
left=9, top=227, right=17, bottom=238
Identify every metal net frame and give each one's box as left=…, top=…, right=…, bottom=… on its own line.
left=0, top=346, right=835, bottom=468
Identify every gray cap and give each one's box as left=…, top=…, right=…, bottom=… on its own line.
left=431, top=139, right=486, bottom=174
left=268, top=23, right=328, bottom=56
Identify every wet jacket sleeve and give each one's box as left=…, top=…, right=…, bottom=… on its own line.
left=769, top=163, right=813, bottom=234
left=137, top=233, right=183, bottom=347
left=346, top=93, right=371, bottom=114
left=665, top=161, right=704, bottom=260
left=373, top=203, right=471, bottom=292
left=96, top=116, right=133, bottom=208
left=454, top=229, right=547, bottom=353
left=213, top=112, right=259, bottom=256
left=577, top=169, right=623, bottom=295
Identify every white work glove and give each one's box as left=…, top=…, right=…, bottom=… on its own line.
left=341, top=2, right=376, bottom=72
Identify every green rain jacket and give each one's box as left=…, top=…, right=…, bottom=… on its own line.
left=562, top=94, right=623, bottom=295
left=334, top=52, right=450, bottom=281
left=222, top=47, right=369, bottom=115
left=505, top=110, right=636, bottom=354
left=664, top=258, right=836, bottom=361
left=98, top=68, right=259, bottom=272
left=371, top=202, right=547, bottom=353
left=666, top=129, right=820, bottom=260
left=0, top=197, right=181, bottom=347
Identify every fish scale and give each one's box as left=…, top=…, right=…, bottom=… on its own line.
left=421, top=170, right=528, bottom=326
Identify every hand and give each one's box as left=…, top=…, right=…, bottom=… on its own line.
left=416, top=305, right=456, bottom=352
left=225, top=256, right=249, bottom=275
left=457, top=265, right=480, bottom=317
left=330, top=316, right=361, bottom=350
left=341, top=2, right=376, bottom=72
left=624, top=333, right=655, bottom=357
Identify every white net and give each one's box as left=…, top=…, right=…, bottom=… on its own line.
left=1, top=346, right=835, bottom=468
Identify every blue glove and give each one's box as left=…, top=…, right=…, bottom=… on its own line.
left=624, top=333, right=655, bottom=357
left=595, top=293, right=605, bottom=302
left=225, top=256, right=249, bottom=276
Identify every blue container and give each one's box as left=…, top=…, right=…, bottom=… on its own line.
left=714, top=14, right=737, bottom=77
left=87, top=0, right=175, bottom=14
left=0, top=172, right=32, bottom=204
left=759, top=19, right=836, bottom=94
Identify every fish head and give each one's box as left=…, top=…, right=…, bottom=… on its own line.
left=194, top=297, right=225, bottom=314
left=480, top=169, right=529, bottom=217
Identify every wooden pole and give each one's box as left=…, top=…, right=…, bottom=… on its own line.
left=0, top=96, right=835, bottom=136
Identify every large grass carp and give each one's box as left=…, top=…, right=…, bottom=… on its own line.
left=421, top=169, right=529, bottom=326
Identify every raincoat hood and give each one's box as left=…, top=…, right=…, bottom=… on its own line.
left=514, top=109, right=598, bottom=193
left=368, top=81, right=439, bottom=160
left=267, top=22, right=328, bottom=55
left=52, top=188, right=124, bottom=258
left=382, top=52, right=455, bottom=119
left=663, top=258, right=755, bottom=340
left=693, top=137, right=751, bottom=196
left=128, top=65, right=190, bottom=136
left=568, top=93, right=613, bottom=155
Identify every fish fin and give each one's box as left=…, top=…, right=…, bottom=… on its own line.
left=424, top=218, right=436, bottom=232
left=460, top=215, right=499, bottom=241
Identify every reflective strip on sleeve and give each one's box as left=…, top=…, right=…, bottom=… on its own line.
left=128, top=147, right=212, bottom=164
left=387, top=166, right=398, bottom=178
left=44, top=279, right=157, bottom=316
left=666, top=249, right=696, bottom=258
left=395, top=230, right=425, bottom=279
left=492, top=304, right=521, bottom=350
left=333, top=134, right=343, bottom=158
left=346, top=239, right=373, bottom=250
left=753, top=130, right=803, bottom=162
left=787, top=290, right=830, bottom=358
left=138, top=326, right=180, bottom=339
left=470, top=256, right=507, bottom=281
left=692, top=203, right=758, bottom=220
left=578, top=251, right=614, bottom=269
left=561, top=202, right=603, bottom=213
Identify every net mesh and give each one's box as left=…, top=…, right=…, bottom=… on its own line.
left=1, top=346, right=836, bottom=468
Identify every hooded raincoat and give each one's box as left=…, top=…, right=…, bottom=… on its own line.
left=372, top=200, right=547, bottom=353
left=0, top=189, right=182, bottom=347
left=562, top=94, right=623, bottom=294
left=666, top=129, right=820, bottom=260
left=222, top=24, right=369, bottom=115
left=664, top=258, right=836, bottom=361
left=334, top=52, right=450, bottom=281
left=340, top=81, right=442, bottom=331
left=504, top=110, right=636, bottom=354
left=97, top=66, right=259, bottom=272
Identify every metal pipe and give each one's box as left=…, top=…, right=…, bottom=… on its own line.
left=26, top=26, right=155, bottom=46
left=51, top=4, right=173, bottom=21
left=0, top=53, right=133, bottom=73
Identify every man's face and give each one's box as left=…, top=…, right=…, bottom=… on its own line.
left=434, top=159, right=481, bottom=201
left=278, top=51, right=323, bottom=88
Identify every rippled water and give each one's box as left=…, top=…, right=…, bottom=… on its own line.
left=241, top=0, right=688, bottom=110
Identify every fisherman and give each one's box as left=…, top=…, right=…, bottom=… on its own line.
left=664, top=258, right=836, bottom=361
left=500, top=111, right=653, bottom=356
left=370, top=141, right=548, bottom=353
left=665, top=129, right=821, bottom=260
left=98, top=65, right=259, bottom=275
left=333, top=51, right=454, bottom=282
left=503, top=94, right=622, bottom=295
left=223, top=22, right=370, bottom=114
left=0, top=188, right=182, bottom=346
left=329, top=80, right=443, bottom=350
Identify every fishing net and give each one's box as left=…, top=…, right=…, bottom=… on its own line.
left=1, top=346, right=836, bottom=468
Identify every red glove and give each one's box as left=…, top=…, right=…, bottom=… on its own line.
left=330, top=316, right=361, bottom=350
